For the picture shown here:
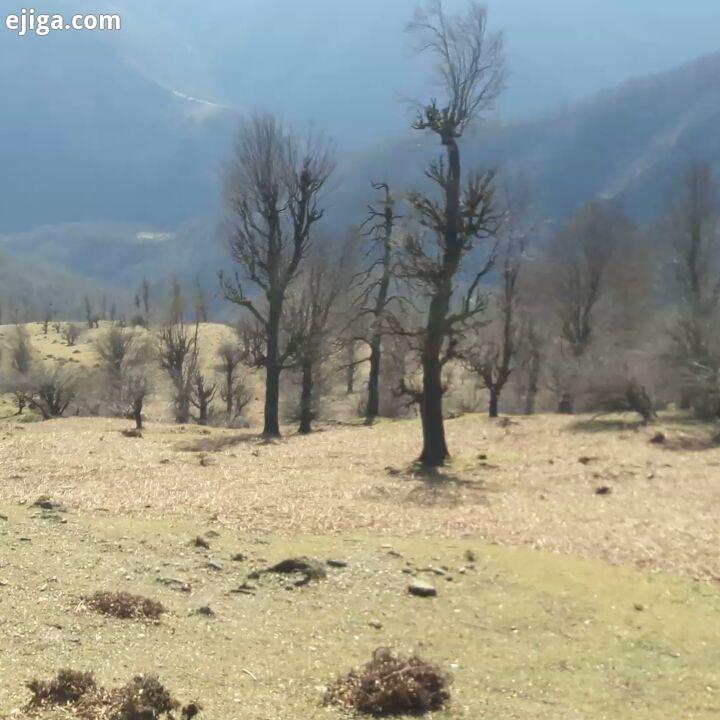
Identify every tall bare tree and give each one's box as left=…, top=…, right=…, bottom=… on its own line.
left=158, top=322, right=197, bottom=424
left=461, top=219, right=528, bottom=417
left=666, top=162, right=720, bottom=418
left=352, top=182, right=405, bottom=423
left=220, top=113, right=334, bottom=437
left=402, top=0, right=504, bottom=466
left=285, top=245, right=349, bottom=434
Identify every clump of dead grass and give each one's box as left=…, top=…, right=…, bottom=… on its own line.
left=27, top=669, right=97, bottom=707
left=26, top=670, right=200, bottom=720
left=84, top=591, right=166, bottom=621
left=324, top=648, right=451, bottom=716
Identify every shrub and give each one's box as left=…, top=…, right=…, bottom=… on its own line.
left=27, top=669, right=97, bottom=707
left=84, top=591, right=166, bottom=621
left=26, top=670, right=199, bottom=720
left=325, top=648, right=451, bottom=716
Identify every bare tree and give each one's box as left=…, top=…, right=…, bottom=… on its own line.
left=26, top=366, right=78, bottom=420
left=96, top=325, right=135, bottom=396
left=220, top=112, right=335, bottom=437
left=216, top=342, right=249, bottom=421
left=285, top=246, right=348, bottom=434
left=461, top=220, right=527, bottom=417
left=665, top=163, right=720, bottom=418
left=401, top=1, right=504, bottom=466
left=169, top=276, right=185, bottom=325
left=191, top=371, right=217, bottom=425
left=62, top=323, right=83, bottom=347
left=547, top=200, right=629, bottom=357
left=158, top=322, right=198, bottom=424
left=117, top=335, right=156, bottom=430
left=83, top=296, right=99, bottom=329
left=6, top=326, right=34, bottom=414
left=42, top=302, right=53, bottom=336
left=194, top=278, right=209, bottom=324
left=352, top=182, right=405, bottom=423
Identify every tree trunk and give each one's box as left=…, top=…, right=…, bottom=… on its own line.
left=418, top=136, right=460, bottom=468
left=488, top=387, right=499, bottom=418
left=298, top=360, right=313, bottom=435
left=558, top=392, right=574, bottom=414
left=263, top=302, right=282, bottom=437
left=365, top=336, right=382, bottom=422
left=133, top=400, right=143, bottom=430
left=176, top=395, right=190, bottom=424
left=345, top=342, right=356, bottom=395
left=419, top=295, right=450, bottom=467
left=524, top=351, right=540, bottom=415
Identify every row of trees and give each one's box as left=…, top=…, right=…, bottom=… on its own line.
left=217, top=0, right=720, bottom=467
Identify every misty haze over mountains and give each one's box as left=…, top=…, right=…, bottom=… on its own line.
left=2, top=0, right=720, bottom=298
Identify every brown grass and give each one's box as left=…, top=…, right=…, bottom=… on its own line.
left=25, top=670, right=194, bottom=720
left=83, top=591, right=166, bottom=621
left=325, top=648, right=451, bottom=716
left=1, top=411, right=719, bottom=581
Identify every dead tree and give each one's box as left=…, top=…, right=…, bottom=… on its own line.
left=666, top=162, right=720, bottom=418
left=158, top=322, right=197, bottom=424
left=220, top=113, right=334, bottom=437
left=286, top=248, right=348, bottom=434
left=62, top=323, right=82, bottom=347
left=191, top=371, right=217, bottom=425
left=83, top=296, right=99, bottom=329
left=402, top=1, right=504, bottom=466
left=194, top=278, right=209, bottom=324
left=96, top=325, right=135, bottom=399
left=544, top=199, right=630, bottom=412
left=548, top=200, right=628, bottom=357
left=26, top=367, right=78, bottom=419
left=519, top=316, right=543, bottom=415
left=217, top=342, right=252, bottom=423
left=119, top=333, right=156, bottom=430
left=461, top=228, right=526, bottom=417
left=42, top=302, right=53, bottom=335
left=352, top=182, right=405, bottom=423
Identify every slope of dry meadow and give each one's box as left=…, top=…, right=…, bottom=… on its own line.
left=1, top=322, right=720, bottom=719
left=1, top=411, right=719, bottom=582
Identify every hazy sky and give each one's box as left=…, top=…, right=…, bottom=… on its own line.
left=94, top=0, right=720, bottom=145
left=22, top=0, right=720, bottom=149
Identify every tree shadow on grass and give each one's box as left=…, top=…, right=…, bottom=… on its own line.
left=566, top=416, right=647, bottom=434
left=176, top=433, right=278, bottom=453
left=394, top=463, right=497, bottom=508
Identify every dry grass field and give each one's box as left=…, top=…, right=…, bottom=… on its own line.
left=1, top=322, right=720, bottom=718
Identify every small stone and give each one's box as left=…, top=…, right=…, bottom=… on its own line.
left=368, top=619, right=383, bottom=630
left=464, top=549, right=477, bottom=563
left=193, top=536, right=210, bottom=549
left=0, top=514, right=8, bottom=521
left=408, top=581, right=437, bottom=598
left=634, top=603, right=645, bottom=612
left=194, top=605, right=215, bottom=617
left=595, top=486, right=612, bottom=496
left=206, top=561, right=224, bottom=572
left=326, top=559, right=348, bottom=568
left=157, top=577, right=191, bottom=593
left=231, top=553, right=247, bottom=562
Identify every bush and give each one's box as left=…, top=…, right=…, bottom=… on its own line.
left=27, top=669, right=97, bottom=707
left=325, top=648, right=451, bottom=716
left=84, top=591, right=166, bottom=621
left=26, top=670, right=199, bottom=720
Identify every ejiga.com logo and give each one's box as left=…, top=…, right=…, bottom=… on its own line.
left=5, top=8, right=121, bottom=36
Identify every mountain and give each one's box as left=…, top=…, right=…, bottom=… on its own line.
left=339, top=51, right=720, bottom=225
left=3, top=50, right=720, bottom=317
